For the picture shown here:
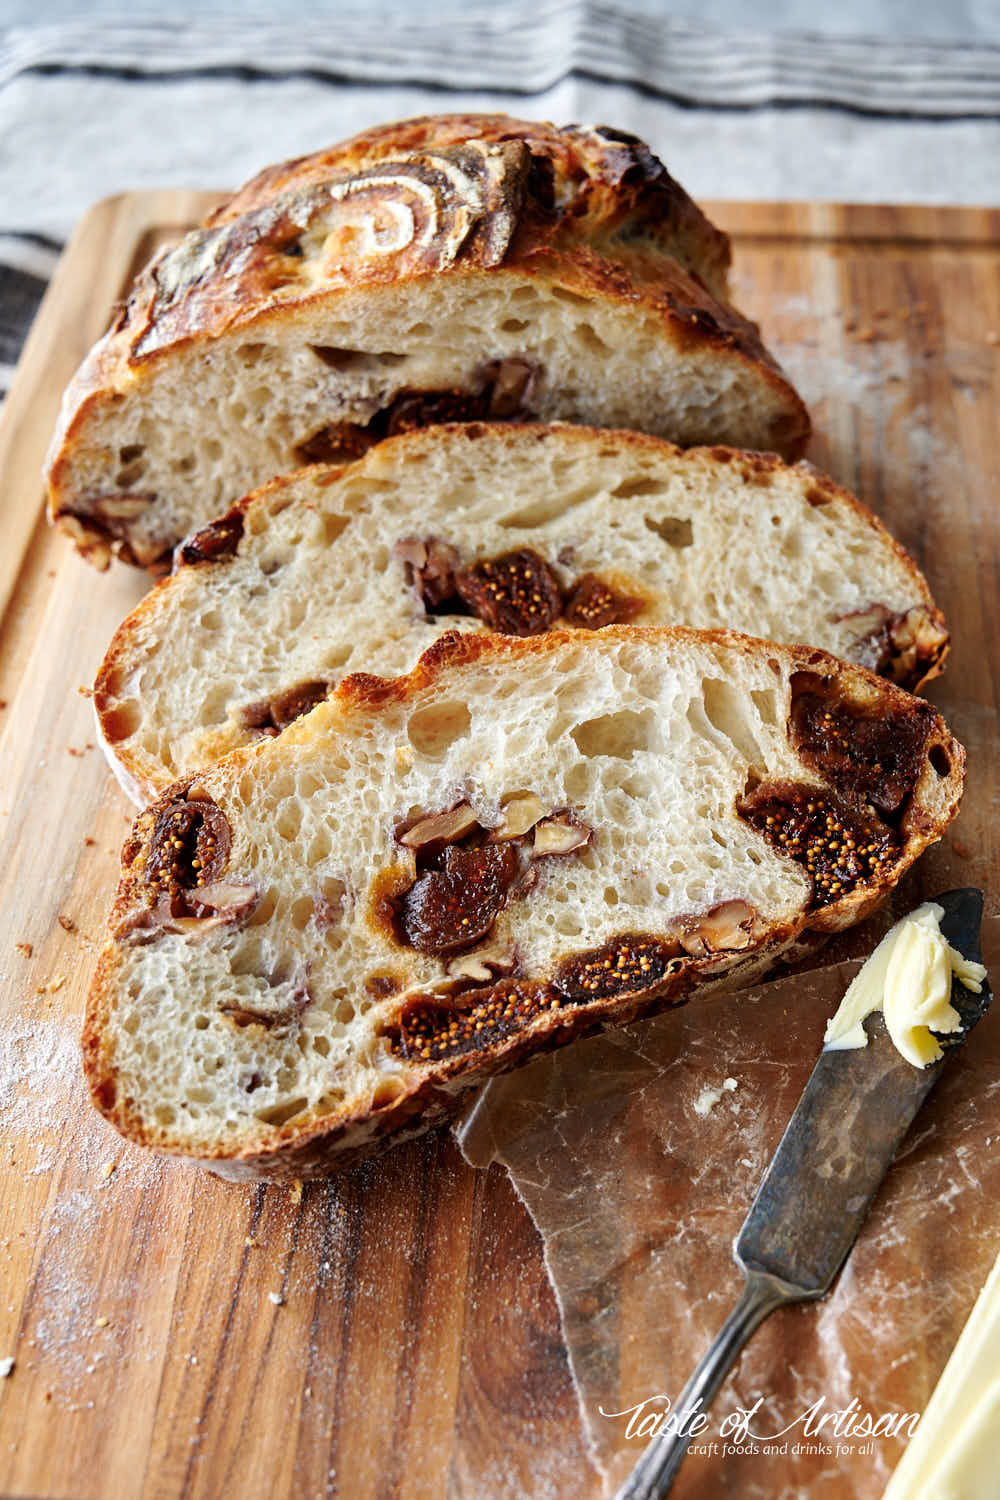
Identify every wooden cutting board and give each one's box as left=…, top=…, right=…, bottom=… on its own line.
left=0, top=195, right=996, bottom=1500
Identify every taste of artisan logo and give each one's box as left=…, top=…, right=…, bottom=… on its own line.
left=600, top=1393, right=921, bottom=1458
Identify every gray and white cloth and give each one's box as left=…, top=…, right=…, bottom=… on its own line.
left=2, top=3, right=999, bottom=397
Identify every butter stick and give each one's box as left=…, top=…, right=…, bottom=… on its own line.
left=882, top=1251, right=1000, bottom=1499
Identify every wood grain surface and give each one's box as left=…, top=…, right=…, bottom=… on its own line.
left=0, top=194, right=996, bottom=1500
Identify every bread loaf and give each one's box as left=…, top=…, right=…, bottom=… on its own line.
left=46, top=114, right=809, bottom=570
left=84, top=627, right=964, bottom=1179
left=94, top=424, right=948, bottom=806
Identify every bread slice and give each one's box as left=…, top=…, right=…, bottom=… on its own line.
left=46, top=113, right=809, bottom=570
left=84, top=627, right=964, bottom=1180
left=94, top=424, right=949, bottom=806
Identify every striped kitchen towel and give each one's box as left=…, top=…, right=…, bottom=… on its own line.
left=2, top=3, right=999, bottom=398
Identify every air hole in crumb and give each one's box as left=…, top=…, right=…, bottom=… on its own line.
left=612, top=476, right=663, bottom=500
left=603, top=886, right=619, bottom=906
left=246, top=887, right=279, bottom=926
left=312, top=1035, right=331, bottom=1057
left=407, top=700, right=472, bottom=758
left=371, top=1078, right=407, bottom=1110
left=551, top=286, right=593, bottom=307
left=256, top=1098, right=309, bottom=1128
left=194, top=1015, right=210, bottom=1031
left=572, top=707, right=655, bottom=760
left=575, top=322, right=611, bottom=354
left=929, top=745, right=951, bottom=776
left=101, top=699, right=141, bottom=742
left=645, top=514, right=694, bottom=547
left=500, top=316, right=530, bottom=332
left=290, top=896, right=315, bottom=931
left=701, top=678, right=765, bottom=765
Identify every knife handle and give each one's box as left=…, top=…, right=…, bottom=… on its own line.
left=611, top=1270, right=797, bottom=1500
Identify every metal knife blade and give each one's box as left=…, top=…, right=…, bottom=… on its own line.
left=613, top=888, right=991, bottom=1500
left=736, top=887, right=990, bottom=1295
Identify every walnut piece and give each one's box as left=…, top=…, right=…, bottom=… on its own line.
left=532, top=813, right=593, bottom=855
left=490, top=792, right=546, bottom=841
left=400, top=802, right=481, bottom=850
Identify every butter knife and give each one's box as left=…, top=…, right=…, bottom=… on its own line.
left=613, top=887, right=991, bottom=1500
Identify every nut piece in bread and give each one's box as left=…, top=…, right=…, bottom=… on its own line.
left=84, top=627, right=964, bottom=1180
left=92, top=424, right=948, bottom=806
left=46, top=114, right=809, bottom=569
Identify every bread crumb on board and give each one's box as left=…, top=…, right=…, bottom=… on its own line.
left=692, top=1078, right=738, bottom=1117
left=0, top=1357, right=14, bottom=1378
left=268, top=1292, right=284, bottom=1307
left=15, top=942, right=32, bottom=958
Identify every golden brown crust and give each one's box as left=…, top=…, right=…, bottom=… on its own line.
left=84, top=626, right=964, bottom=1178
left=46, top=115, right=810, bottom=558
left=205, top=113, right=732, bottom=299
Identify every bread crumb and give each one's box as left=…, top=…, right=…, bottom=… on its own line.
left=58, top=916, right=76, bottom=934
left=0, top=1358, right=13, bottom=1378
left=288, top=1180, right=303, bottom=1204
left=84, top=837, right=96, bottom=847
left=245, top=1237, right=258, bottom=1249
left=15, top=943, right=32, bottom=958
left=95, top=1317, right=109, bottom=1329
left=304, top=1386, right=313, bottom=1399
left=693, top=1077, right=738, bottom=1117
left=43, top=976, right=66, bottom=995
left=100, top=1161, right=117, bottom=1181
left=67, top=747, right=84, bottom=758
left=78, top=685, right=93, bottom=699
left=268, top=1292, right=284, bottom=1307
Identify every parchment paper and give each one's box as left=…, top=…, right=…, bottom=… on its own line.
left=455, top=914, right=1000, bottom=1499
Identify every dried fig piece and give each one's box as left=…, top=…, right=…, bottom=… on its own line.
left=295, top=422, right=375, bottom=465
left=738, top=779, right=900, bottom=907
left=238, top=680, right=329, bottom=735
left=178, top=511, right=245, bottom=566
left=554, top=933, right=681, bottom=1002
left=384, top=387, right=488, bottom=434
left=393, top=535, right=462, bottom=611
left=392, top=977, right=562, bottom=1062
left=267, top=680, right=329, bottom=729
left=397, top=843, right=519, bottom=954
left=532, top=812, right=593, bottom=855
left=563, top=574, right=640, bottom=629
left=144, top=796, right=233, bottom=916
left=789, top=672, right=932, bottom=816
left=455, top=548, right=563, bottom=636
left=399, top=802, right=481, bottom=852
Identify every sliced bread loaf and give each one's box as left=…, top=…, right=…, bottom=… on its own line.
left=94, top=424, right=948, bottom=805
left=84, top=627, right=964, bottom=1179
left=46, top=115, right=809, bottom=569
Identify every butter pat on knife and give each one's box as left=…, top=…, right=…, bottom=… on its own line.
left=824, top=903, right=987, bottom=1067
